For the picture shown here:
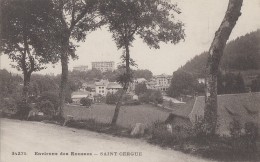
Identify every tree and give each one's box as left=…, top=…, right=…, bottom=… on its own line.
left=52, top=0, right=104, bottom=117
left=167, top=70, right=198, bottom=97
left=100, top=0, right=185, bottom=125
left=0, top=0, right=60, bottom=111
left=133, top=69, right=153, bottom=81
left=204, top=0, right=243, bottom=135
left=135, top=82, right=148, bottom=95
left=251, top=75, right=260, bottom=92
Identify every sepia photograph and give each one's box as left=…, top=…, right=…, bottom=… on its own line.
left=0, top=0, right=260, bottom=162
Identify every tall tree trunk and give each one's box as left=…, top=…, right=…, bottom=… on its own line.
left=204, top=0, right=243, bottom=135
left=58, top=50, right=68, bottom=117
left=23, top=72, right=31, bottom=103
left=111, top=44, right=130, bottom=126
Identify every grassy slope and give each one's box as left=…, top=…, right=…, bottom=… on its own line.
left=63, top=104, right=170, bottom=128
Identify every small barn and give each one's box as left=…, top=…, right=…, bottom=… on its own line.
left=165, top=99, right=195, bottom=137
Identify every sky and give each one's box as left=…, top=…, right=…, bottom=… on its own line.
left=1, top=0, right=260, bottom=75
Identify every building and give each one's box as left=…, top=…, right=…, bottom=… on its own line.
left=165, top=92, right=260, bottom=136
left=73, top=65, right=88, bottom=72
left=95, top=79, right=109, bottom=96
left=71, top=91, right=92, bottom=104
left=92, top=61, right=115, bottom=72
left=153, top=74, right=172, bottom=91
left=95, top=80, right=122, bottom=96
left=106, top=82, right=123, bottom=94
left=80, top=82, right=95, bottom=92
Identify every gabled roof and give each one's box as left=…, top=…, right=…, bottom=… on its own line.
left=71, top=91, right=90, bottom=99
left=189, top=92, right=260, bottom=134
left=107, top=82, right=122, bottom=89
left=169, top=99, right=196, bottom=118
left=95, top=79, right=109, bottom=86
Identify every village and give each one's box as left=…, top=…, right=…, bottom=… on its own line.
left=1, top=0, right=260, bottom=162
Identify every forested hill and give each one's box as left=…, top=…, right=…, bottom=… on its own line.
left=178, top=29, right=260, bottom=77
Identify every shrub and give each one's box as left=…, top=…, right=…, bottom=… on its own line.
left=106, top=92, right=117, bottom=104
left=80, top=97, right=92, bottom=107
left=138, top=90, right=163, bottom=104
left=15, top=100, right=32, bottom=119
left=138, top=93, right=150, bottom=103
left=244, top=122, right=258, bottom=152
left=148, top=121, right=180, bottom=146
left=37, top=91, right=59, bottom=111
left=149, top=90, right=163, bottom=104
left=38, top=100, right=55, bottom=117
left=229, top=119, right=258, bottom=153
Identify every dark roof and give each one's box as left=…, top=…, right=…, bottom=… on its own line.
left=189, top=92, right=260, bottom=134
left=169, top=99, right=196, bottom=118
left=107, top=82, right=122, bottom=89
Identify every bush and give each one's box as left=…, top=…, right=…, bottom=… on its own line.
left=138, top=92, right=150, bottom=103
left=80, top=97, right=92, bottom=107
left=148, top=121, right=180, bottom=146
left=38, top=100, right=55, bottom=117
left=106, top=92, right=117, bottom=104
left=15, top=100, right=32, bottom=119
left=138, top=90, right=163, bottom=104
left=37, top=91, right=59, bottom=111
left=229, top=119, right=258, bottom=153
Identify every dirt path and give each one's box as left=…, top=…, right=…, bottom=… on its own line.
left=0, top=118, right=214, bottom=162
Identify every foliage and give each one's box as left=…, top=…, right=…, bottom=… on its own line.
left=139, top=89, right=163, bottom=104
left=106, top=92, right=118, bottom=105
left=251, top=75, right=260, bottom=92
left=0, top=69, right=23, bottom=98
left=133, top=69, right=153, bottom=81
left=179, top=29, right=260, bottom=76
left=134, top=82, right=148, bottom=95
left=15, top=100, right=32, bottom=119
left=28, top=74, right=59, bottom=97
left=0, top=0, right=61, bottom=73
left=229, top=119, right=258, bottom=153
left=167, top=70, right=199, bottom=97
left=217, top=72, right=246, bottom=94
left=37, top=91, right=60, bottom=111
left=38, top=100, right=55, bottom=117
left=80, top=97, right=92, bottom=107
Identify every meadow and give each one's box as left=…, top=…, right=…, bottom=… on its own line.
left=63, top=104, right=171, bottom=128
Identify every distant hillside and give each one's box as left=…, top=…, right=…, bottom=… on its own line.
left=178, top=29, right=260, bottom=77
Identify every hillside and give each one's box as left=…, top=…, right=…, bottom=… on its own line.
left=178, top=29, right=260, bottom=78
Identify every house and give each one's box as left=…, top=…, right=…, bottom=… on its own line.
left=166, top=92, right=260, bottom=136
left=106, top=82, right=123, bottom=94
left=95, top=79, right=109, bottom=96
left=71, top=91, right=92, bottom=104
left=80, top=82, right=95, bottom=92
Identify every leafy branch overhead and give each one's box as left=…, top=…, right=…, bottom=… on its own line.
left=100, top=0, right=185, bottom=49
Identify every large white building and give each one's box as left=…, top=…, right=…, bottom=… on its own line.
left=94, top=79, right=122, bottom=96
left=153, top=74, right=172, bottom=91
left=73, top=65, right=88, bottom=72
left=92, top=61, right=115, bottom=72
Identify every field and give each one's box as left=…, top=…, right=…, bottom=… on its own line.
left=63, top=104, right=171, bottom=128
